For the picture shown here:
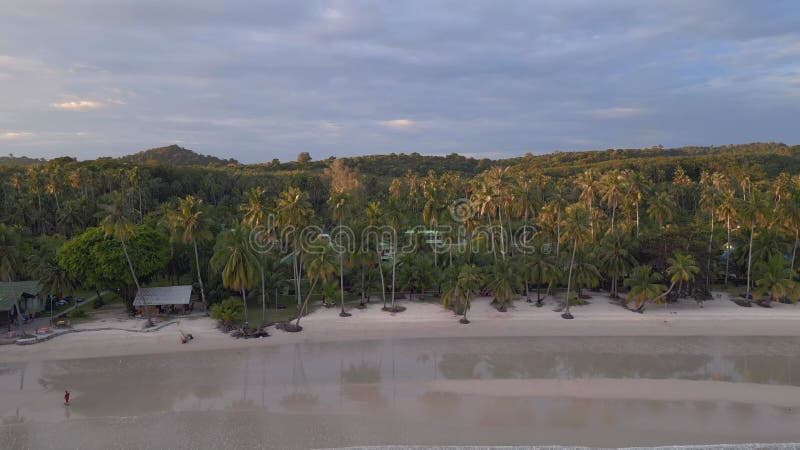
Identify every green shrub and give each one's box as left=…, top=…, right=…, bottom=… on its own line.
left=210, top=297, right=243, bottom=329
left=92, top=297, right=105, bottom=309
left=68, top=309, right=87, bottom=318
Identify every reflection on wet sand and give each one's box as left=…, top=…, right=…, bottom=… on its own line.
left=2, top=336, right=800, bottom=449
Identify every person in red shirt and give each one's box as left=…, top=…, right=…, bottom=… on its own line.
left=64, top=390, right=70, bottom=405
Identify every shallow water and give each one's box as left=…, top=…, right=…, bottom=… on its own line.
left=2, top=336, right=800, bottom=449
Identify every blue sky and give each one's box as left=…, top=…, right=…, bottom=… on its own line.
left=0, top=0, right=798, bottom=163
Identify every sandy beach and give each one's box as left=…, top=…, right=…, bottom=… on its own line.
left=4, top=291, right=800, bottom=363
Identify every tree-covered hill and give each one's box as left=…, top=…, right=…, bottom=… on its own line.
left=119, top=144, right=239, bottom=167
left=0, top=154, right=47, bottom=166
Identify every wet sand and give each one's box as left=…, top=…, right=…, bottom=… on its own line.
left=3, top=336, right=800, bottom=449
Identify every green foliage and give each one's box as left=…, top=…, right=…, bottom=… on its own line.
left=210, top=297, right=244, bottom=327
left=120, top=144, right=238, bottom=166
left=68, top=308, right=87, bottom=318
left=56, top=226, right=170, bottom=307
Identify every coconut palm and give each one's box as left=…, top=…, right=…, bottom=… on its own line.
left=442, top=264, right=483, bottom=324
left=647, top=191, right=677, bottom=266
left=0, top=223, right=20, bottom=281
left=716, top=191, right=737, bottom=285
left=241, top=187, right=269, bottom=229
left=211, top=225, right=258, bottom=326
left=293, top=237, right=337, bottom=329
left=779, top=199, right=800, bottom=275
left=384, top=197, right=405, bottom=311
left=166, top=195, right=212, bottom=309
left=100, top=193, right=144, bottom=316
left=330, top=191, right=351, bottom=317
left=600, top=170, right=626, bottom=233
left=663, top=251, right=700, bottom=301
left=487, top=259, right=518, bottom=312
left=753, top=255, right=800, bottom=305
left=276, top=187, right=314, bottom=308
left=599, top=230, right=637, bottom=298
left=739, top=191, right=769, bottom=300
left=560, top=204, right=591, bottom=319
left=364, top=201, right=388, bottom=307
left=572, top=248, right=601, bottom=299
left=624, top=266, right=666, bottom=312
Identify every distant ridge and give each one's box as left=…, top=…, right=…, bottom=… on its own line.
left=119, top=144, right=238, bottom=166
left=0, top=154, right=47, bottom=166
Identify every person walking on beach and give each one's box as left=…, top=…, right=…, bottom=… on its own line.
left=64, top=390, right=70, bottom=405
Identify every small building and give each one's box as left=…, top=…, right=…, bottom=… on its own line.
left=133, top=285, right=193, bottom=316
left=0, top=281, right=42, bottom=327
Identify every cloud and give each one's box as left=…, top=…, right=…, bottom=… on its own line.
left=50, top=100, right=103, bottom=110
left=1, top=131, right=34, bottom=139
left=585, top=107, right=647, bottom=119
left=379, top=119, right=417, bottom=131
left=0, top=1, right=798, bottom=162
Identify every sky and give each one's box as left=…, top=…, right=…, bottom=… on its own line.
left=0, top=0, right=799, bottom=163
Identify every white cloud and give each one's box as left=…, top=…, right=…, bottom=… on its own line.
left=379, top=119, right=417, bottom=131
left=50, top=100, right=103, bottom=110
left=585, top=107, right=647, bottom=119
left=1, top=131, right=33, bottom=139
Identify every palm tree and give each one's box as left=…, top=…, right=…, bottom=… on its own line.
left=599, top=231, right=637, bottom=298
left=739, top=191, right=769, bottom=300
left=385, top=197, right=405, bottom=311
left=699, top=171, right=718, bottom=289
left=572, top=248, right=601, bottom=299
left=240, top=187, right=269, bottom=230
left=574, top=170, right=598, bottom=239
left=624, top=266, right=666, bottom=312
left=778, top=199, right=800, bottom=276
left=487, top=259, right=518, bottom=312
left=753, top=255, right=800, bottom=305
left=330, top=192, right=352, bottom=317
left=364, top=201, right=388, bottom=307
left=293, top=237, right=337, bottom=330
left=716, top=191, right=737, bottom=285
left=276, top=187, right=314, bottom=308
left=600, top=170, right=625, bottom=233
left=442, top=264, right=483, bottom=324
left=662, top=251, right=700, bottom=302
left=560, top=204, right=591, bottom=319
left=100, top=193, right=144, bottom=317
left=647, top=191, right=676, bottom=266
left=166, top=195, right=212, bottom=309
left=0, top=223, right=20, bottom=281
left=211, top=225, right=258, bottom=327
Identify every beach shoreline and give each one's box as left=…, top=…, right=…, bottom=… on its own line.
left=3, top=291, right=800, bottom=363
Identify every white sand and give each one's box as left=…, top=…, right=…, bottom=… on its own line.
left=3, top=291, right=800, bottom=363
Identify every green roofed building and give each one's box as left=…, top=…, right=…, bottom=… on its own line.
left=0, top=281, right=42, bottom=326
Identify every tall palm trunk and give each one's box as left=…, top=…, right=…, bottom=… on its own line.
left=791, top=229, right=798, bottom=278
left=261, top=270, right=266, bottom=323
left=240, top=287, right=248, bottom=326
left=390, top=247, right=397, bottom=310
left=192, top=240, right=207, bottom=309
left=295, top=275, right=319, bottom=328
left=725, top=217, right=731, bottom=285
left=376, top=250, right=387, bottom=307
left=563, top=239, right=578, bottom=318
left=293, top=244, right=302, bottom=307
left=706, top=210, right=714, bottom=289
left=745, top=224, right=754, bottom=300
left=120, top=238, right=146, bottom=318
left=339, top=216, right=347, bottom=316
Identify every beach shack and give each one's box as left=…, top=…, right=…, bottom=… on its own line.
left=0, top=281, right=42, bottom=327
left=133, top=285, right=193, bottom=316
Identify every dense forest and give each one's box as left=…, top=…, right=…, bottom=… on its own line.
left=1, top=142, right=799, bottom=327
